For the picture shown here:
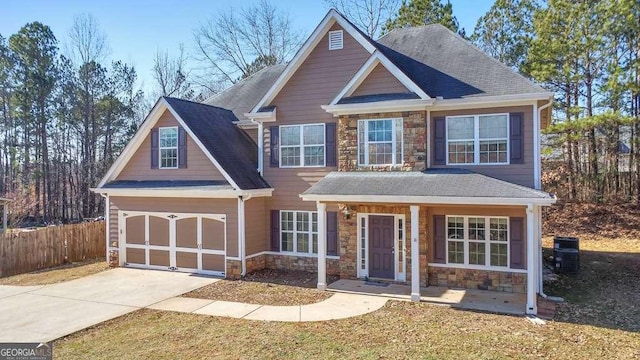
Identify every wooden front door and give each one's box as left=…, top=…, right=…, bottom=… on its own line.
left=368, top=215, right=395, bottom=279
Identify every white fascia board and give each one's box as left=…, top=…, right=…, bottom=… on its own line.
left=299, top=193, right=557, bottom=206
left=90, top=188, right=274, bottom=198
left=97, top=98, right=166, bottom=188
left=431, top=92, right=554, bottom=111
left=329, top=52, right=430, bottom=106
left=322, top=99, right=435, bottom=116
left=250, top=9, right=376, bottom=114
left=243, top=107, right=276, bottom=122
left=163, top=102, right=241, bottom=190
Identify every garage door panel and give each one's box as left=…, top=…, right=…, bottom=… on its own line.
left=126, top=248, right=145, bottom=265
left=149, top=216, right=170, bottom=246
left=125, top=216, right=145, bottom=245
left=202, top=218, right=224, bottom=251
left=149, top=249, right=170, bottom=267
left=202, top=254, right=225, bottom=272
left=176, top=251, right=197, bottom=269
left=176, top=218, right=197, bottom=249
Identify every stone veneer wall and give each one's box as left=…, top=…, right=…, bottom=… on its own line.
left=338, top=111, right=427, bottom=172
left=264, top=254, right=341, bottom=276
left=226, top=259, right=242, bottom=279
left=427, top=267, right=527, bottom=293
left=338, top=204, right=429, bottom=286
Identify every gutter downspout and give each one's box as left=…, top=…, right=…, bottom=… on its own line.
left=536, top=98, right=553, bottom=190
left=99, top=193, right=110, bottom=265
left=537, top=98, right=552, bottom=297
left=238, top=196, right=247, bottom=277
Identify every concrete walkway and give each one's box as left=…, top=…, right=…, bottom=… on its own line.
left=0, top=268, right=218, bottom=342
left=149, top=292, right=388, bottom=322
left=328, top=279, right=527, bottom=315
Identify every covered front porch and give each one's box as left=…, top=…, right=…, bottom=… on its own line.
left=328, top=279, right=527, bottom=315
left=301, top=170, right=556, bottom=315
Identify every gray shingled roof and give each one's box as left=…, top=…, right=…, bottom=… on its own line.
left=163, top=97, right=271, bottom=190
left=376, top=25, right=546, bottom=99
left=103, top=180, right=233, bottom=191
left=303, top=169, right=554, bottom=200
left=204, top=64, right=286, bottom=120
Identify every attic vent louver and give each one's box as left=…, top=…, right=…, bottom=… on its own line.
left=329, top=30, right=343, bottom=50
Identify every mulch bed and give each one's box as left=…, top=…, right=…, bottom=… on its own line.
left=183, top=268, right=340, bottom=306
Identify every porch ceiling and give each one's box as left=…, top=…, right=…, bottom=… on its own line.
left=301, top=169, right=556, bottom=206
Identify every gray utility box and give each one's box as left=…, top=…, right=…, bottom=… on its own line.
left=553, top=236, right=580, bottom=274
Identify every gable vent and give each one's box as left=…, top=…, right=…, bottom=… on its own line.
left=328, top=30, right=343, bottom=50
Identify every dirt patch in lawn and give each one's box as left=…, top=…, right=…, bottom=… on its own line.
left=183, top=269, right=339, bottom=306
left=0, top=258, right=109, bottom=286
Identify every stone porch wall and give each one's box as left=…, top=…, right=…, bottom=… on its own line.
left=338, top=204, right=429, bottom=286
left=338, top=111, right=427, bottom=172
left=264, top=254, right=341, bottom=276
left=427, top=267, right=527, bottom=293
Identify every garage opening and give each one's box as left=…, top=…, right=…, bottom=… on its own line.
left=119, top=211, right=226, bottom=276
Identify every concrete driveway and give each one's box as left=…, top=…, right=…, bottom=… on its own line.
left=0, top=268, right=218, bottom=342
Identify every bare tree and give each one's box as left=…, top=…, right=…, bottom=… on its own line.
left=194, top=0, right=302, bottom=85
left=324, top=0, right=400, bottom=38
left=66, top=13, right=110, bottom=65
left=152, top=44, right=193, bottom=99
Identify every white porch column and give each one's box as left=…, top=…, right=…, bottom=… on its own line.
left=410, top=205, right=420, bottom=302
left=526, top=204, right=537, bottom=315
left=317, top=202, right=327, bottom=291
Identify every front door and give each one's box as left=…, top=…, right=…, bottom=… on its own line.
left=368, top=215, right=395, bottom=279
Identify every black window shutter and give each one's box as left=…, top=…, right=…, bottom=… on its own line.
left=326, top=211, right=338, bottom=256
left=325, top=123, right=337, bottom=167
left=509, top=217, right=525, bottom=269
left=433, top=215, right=446, bottom=263
left=150, top=128, right=159, bottom=169
left=270, top=210, right=280, bottom=251
left=433, top=117, right=446, bottom=165
left=509, top=112, right=524, bottom=164
left=270, top=126, right=279, bottom=167
left=178, top=127, right=187, bottom=168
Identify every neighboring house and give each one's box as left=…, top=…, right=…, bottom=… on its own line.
left=93, top=10, right=555, bottom=315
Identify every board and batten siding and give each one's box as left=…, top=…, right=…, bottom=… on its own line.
left=109, top=197, right=239, bottom=257
left=430, top=105, right=535, bottom=188
left=116, top=109, right=226, bottom=181
left=426, top=205, right=528, bottom=268
left=263, top=23, right=370, bottom=211
left=351, top=63, right=410, bottom=97
left=245, top=197, right=268, bottom=256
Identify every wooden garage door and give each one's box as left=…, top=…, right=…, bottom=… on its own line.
left=119, top=211, right=226, bottom=276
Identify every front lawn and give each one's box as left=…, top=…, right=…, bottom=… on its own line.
left=53, top=237, right=640, bottom=359
left=0, top=258, right=109, bottom=286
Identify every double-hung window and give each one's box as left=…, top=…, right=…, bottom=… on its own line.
left=446, top=114, right=508, bottom=164
left=446, top=216, right=509, bottom=268
left=280, top=211, right=318, bottom=254
left=357, top=118, right=403, bottom=166
left=280, top=124, right=325, bottom=167
left=159, top=126, right=178, bottom=169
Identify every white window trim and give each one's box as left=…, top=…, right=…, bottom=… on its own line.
left=328, top=30, right=343, bottom=50
left=445, top=113, right=510, bottom=166
left=357, top=118, right=404, bottom=167
left=445, top=215, right=511, bottom=271
left=357, top=212, right=406, bottom=282
left=279, top=123, right=326, bottom=168
left=159, top=126, right=179, bottom=169
left=280, top=210, right=318, bottom=255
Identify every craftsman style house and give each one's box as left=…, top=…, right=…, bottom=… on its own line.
left=93, top=10, right=555, bottom=315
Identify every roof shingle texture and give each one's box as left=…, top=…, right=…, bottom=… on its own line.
left=303, top=169, right=553, bottom=199
left=163, top=97, right=271, bottom=190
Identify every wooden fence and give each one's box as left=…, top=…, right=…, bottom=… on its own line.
left=0, top=221, right=105, bottom=278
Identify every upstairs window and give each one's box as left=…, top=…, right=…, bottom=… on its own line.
left=446, top=114, right=509, bottom=165
left=328, top=30, right=343, bottom=50
left=280, top=124, right=325, bottom=167
left=357, top=118, right=403, bottom=166
left=159, top=127, right=178, bottom=169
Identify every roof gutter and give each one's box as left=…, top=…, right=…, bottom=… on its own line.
left=322, top=98, right=435, bottom=116
left=300, top=193, right=557, bottom=206
left=90, top=187, right=274, bottom=199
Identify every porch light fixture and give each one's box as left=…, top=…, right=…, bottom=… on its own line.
left=341, top=205, right=355, bottom=220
